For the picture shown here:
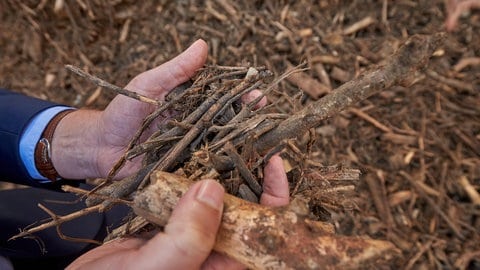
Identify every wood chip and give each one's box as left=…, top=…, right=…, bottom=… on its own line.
left=119, top=18, right=132, bottom=43
left=453, top=57, right=480, bottom=72
left=311, top=55, right=341, bottom=64
left=382, top=133, right=417, bottom=145
left=343, top=16, right=376, bottom=35
left=330, top=66, right=352, bottom=83
left=458, top=175, right=480, bottom=205
left=286, top=62, right=331, bottom=99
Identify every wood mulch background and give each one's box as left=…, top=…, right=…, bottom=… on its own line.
left=1, top=0, right=479, bottom=269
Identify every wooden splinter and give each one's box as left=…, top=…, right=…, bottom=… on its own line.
left=133, top=171, right=397, bottom=270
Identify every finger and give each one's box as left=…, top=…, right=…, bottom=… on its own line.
left=135, top=179, right=225, bottom=269
left=260, top=155, right=290, bottom=206
left=203, top=155, right=290, bottom=269
left=201, top=251, right=245, bottom=270
left=241, top=89, right=267, bottom=110
left=99, top=39, right=208, bottom=145
left=66, top=238, right=147, bottom=269
left=126, top=39, right=208, bottom=99
left=103, top=39, right=208, bottom=123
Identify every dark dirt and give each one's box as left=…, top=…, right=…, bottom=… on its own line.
left=1, top=0, right=479, bottom=269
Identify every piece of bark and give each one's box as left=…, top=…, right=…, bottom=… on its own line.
left=133, top=171, right=398, bottom=270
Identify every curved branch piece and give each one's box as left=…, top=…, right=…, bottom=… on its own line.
left=254, top=33, right=446, bottom=153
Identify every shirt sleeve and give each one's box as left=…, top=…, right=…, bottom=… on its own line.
left=19, top=106, right=74, bottom=183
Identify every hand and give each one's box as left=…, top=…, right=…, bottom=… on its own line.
left=51, top=39, right=267, bottom=180
left=67, top=155, right=289, bottom=270
left=444, top=0, right=480, bottom=31
left=51, top=40, right=209, bottom=179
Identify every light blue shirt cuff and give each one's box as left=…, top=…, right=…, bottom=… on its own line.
left=19, top=106, right=74, bottom=183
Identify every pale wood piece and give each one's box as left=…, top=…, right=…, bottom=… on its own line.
left=133, top=171, right=397, bottom=270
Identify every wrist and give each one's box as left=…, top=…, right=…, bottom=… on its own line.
left=34, top=109, right=75, bottom=181
left=50, top=109, right=103, bottom=179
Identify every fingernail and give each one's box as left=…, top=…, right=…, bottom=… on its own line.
left=196, top=180, right=224, bottom=211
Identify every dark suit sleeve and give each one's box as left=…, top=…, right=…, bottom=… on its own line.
left=0, top=89, right=61, bottom=187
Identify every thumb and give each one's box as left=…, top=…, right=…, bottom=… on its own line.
left=102, top=39, right=208, bottom=126
left=126, top=39, right=208, bottom=99
left=135, top=179, right=224, bottom=269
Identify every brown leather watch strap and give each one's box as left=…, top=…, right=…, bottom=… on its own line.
left=34, top=109, right=75, bottom=181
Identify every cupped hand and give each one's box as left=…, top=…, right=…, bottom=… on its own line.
left=52, top=40, right=208, bottom=179
left=51, top=39, right=267, bottom=180
left=93, top=40, right=210, bottom=179
left=67, top=155, right=289, bottom=270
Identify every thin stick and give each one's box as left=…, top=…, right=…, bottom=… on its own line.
left=105, top=82, right=193, bottom=181
left=400, top=171, right=464, bottom=240
left=65, top=64, right=160, bottom=105
left=145, top=77, right=267, bottom=183
left=37, top=204, right=102, bottom=245
left=104, top=216, right=149, bottom=243
left=10, top=204, right=103, bottom=241
left=224, top=142, right=263, bottom=196
left=349, top=107, right=392, bottom=133
left=62, top=185, right=133, bottom=206
left=247, top=63, right=309, bottom=110
left=426, top=69, right=475, bottom=93
left=342, top=16, right=376, bottom=35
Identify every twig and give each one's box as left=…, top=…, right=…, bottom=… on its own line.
left=454, top=249, right=480, bottom=270
left=85, top=163, right=155, bottom=207
left=143, top=74, right=269, bottom=187
left=104, top=216, right=149, bottom=243
left=365, top=172, right=394, bottom=229
left=65, top=65, right=160, bottom=105
left=126, top=136, right=184, bottom=160
left=400, top=171, right=464, bottom=240
left=197, top=69, right=249, bottom=85
left=405, top=239, right=433, bottom=270
left=426, top=69, right=475, bottom=93
left=342, top=16, right=376, bottom=35
left=62, top=185, right=133, bottom=206
left=349, top=107, right=392, bottom=133
left=10, top=204, right=103, bottom=241
left=210, top=114, right=267, bottom=151
left=105, top=82, right=194, bottom=180
left=38, top=204, right=102, bottom=245
left=137, top=87, right=228, bottom=152
left=224, top=142, right=263, bottom=196
left=247, top=63, right=308, bottom=110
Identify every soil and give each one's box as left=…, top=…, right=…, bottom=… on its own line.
left=1, top=0, right=479, bottom=269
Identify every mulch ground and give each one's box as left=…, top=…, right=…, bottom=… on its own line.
left=1, top=0, right=479, bottom=269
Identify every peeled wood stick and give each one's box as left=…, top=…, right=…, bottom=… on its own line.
left=254, top=33, right=446, bottom=153
left=133, top=171, right=398, bottom=270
